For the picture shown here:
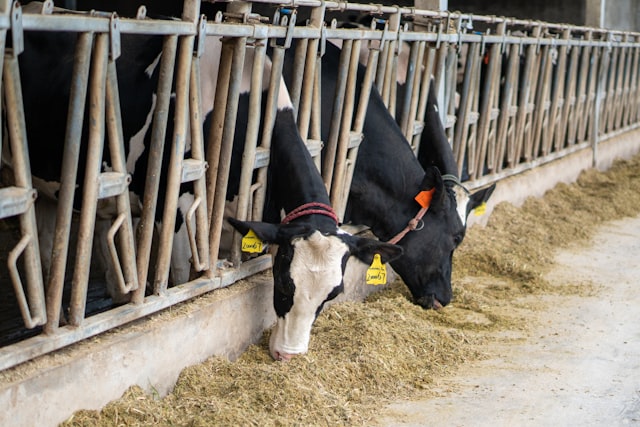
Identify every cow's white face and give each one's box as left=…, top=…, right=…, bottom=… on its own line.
left=227, top=218, right=403, bottom=361
left=453, top=185, right=471, bottom=226
left=269, top=231, right=350, bottom=360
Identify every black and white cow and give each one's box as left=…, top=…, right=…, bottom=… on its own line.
left=13, top=3, right=402, bottom=360
left=284, top=40, right=494, bottom=309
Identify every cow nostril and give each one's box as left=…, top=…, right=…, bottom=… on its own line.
left=273, top=350, right=294, bottom=362
left=415, top=295, right=444, bottom=310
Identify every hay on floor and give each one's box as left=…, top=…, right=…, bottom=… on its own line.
left=63, top=154, right=640, bottom=426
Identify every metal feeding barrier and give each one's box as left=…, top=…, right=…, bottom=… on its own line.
left=0, top=0, right=639, bottom=371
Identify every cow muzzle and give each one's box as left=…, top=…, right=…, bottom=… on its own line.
left=272, top=350, right=295, bottom=362
left=415, top=294, right=444, bottom=310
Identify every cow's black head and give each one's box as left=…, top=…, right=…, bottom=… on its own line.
left=389, top=166, right=495, bottom=309
left=228, top=217, right=402, bottom=361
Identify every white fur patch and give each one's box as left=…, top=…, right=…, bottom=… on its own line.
left=454, top=186, right=471, bottom=226
left=127, top=94, right=156, bottom=174
left=269, top=231, right=349, bottom=356
left=170, top=192, right=196, bottom=285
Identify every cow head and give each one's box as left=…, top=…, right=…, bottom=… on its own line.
left=228, top=218, right=403, bottom=361
left=389, top=166, right=495, bottom=310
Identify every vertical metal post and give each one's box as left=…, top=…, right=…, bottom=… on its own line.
left=546, top=28, right=570, bottom=153
left=207, top=36, right=246, bottom=273
left=132, top=35, right=178, bottom=304
left=330, top=39, right=361, bottom=220
left=296, top=4, right=324, bottom=141
left=322, top=38, right=352, bottom=191
left=69, top=33, right=109, bottom=325
left=4, top=48, right=46, bottom=329
left=104, top=43, right=139, bottom=297
left=514, top=25, right=540, bottom=163
left=45, top=32, right=93, bottom=332
left=154, top=34, right=194, bottom=294
left=411, top=45, right=436, bottom=155
left=230, top=39, right=266, bottom=266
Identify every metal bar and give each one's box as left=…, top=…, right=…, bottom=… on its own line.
left=531, top=43, right=553, bottom=159
left=581, top=46, right=602, bottom=143
left=453, top=41, right=480, bottom=177
left=496, top=43, right=519, bottom=171
left=205, top=39, right=233, bottom=268
left=513, top=25, right=540, bottom=163
left=187, top=47, right=211, bottom=275
left=571, top=32, right=592, bottom=145
left=547, top=29, right=570, bottom=152
left=208, top=36, right=247, bottom=271
left=411, top=45, right=436, bottom=155
left=557, top=39, right=579, bottom=147
left=322, top=38, right=351, bottom=192
left=289, top=38, right=308, bottom=115
left=33, top=31, right=90, bottom=332
left=154, top=34, right=194, bottom=294
left=474, top=23, right=505, bottom=179
left=3, top=51, right=46, bottom=329
left=132, top=35, right=177, bottom=304
left=296, top=4, right=324, bottom=141
left=251, top=42, right=283, bottom=222
left=104, top=50, right=139, bottom=297
left=399, top=40, right=421, bottom=139
left=330, top=38, right=361, bottom=220
left=230, top=40, right=266, bottom=266
left=68, top=33, right=109, bottom=326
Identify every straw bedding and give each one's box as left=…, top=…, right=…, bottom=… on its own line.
left=63, top=154, right=640, bottom=426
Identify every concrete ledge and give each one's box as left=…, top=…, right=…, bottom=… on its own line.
left=2, top=129, right=640, bottom=427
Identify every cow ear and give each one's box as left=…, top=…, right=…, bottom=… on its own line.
left=343, top=235, right=403, bottom=265
left=227, top=218, right=315, bottom=245
left=419, top=166, right=445, bottom=210
left=228, top=218, right=280, bottom=243
left=467, top=183, right=496, bottom=216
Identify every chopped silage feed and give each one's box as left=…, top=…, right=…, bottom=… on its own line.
left=62, top=154, right=640, bottom=426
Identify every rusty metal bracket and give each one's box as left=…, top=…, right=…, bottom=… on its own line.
left=136, top=5, right=147, bottom=20
left=270, top=7, right=297, bottom=49
left=109, top=13, right=121, bottom=60
left=195, top=14, right=207, bottom=58
left=10, top=1, right=23, bottom=57
left=41, top=0, right=54, bottom=15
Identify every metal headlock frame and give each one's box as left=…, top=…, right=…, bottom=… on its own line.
left=2, top=0, right=640, bottom=371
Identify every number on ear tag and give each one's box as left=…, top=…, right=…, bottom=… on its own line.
left=366, top=253, right=387, bottom=285
left=474, top=202, right=487, bottom=216
left=241, top=229, right=264, bottom=253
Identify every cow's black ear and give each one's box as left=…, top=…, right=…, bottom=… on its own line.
left=227, top=218, right=280, bottom=243
left=467, top=183, right=496, bottom=216
left=343, top=235, right=403, bottom=265
left=419, top=166, right=445, bottom=210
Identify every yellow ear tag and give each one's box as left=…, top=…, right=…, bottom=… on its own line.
left=474, top=202, right=487, bottom=216
left=366, top=254, right=387, bottom=285
left=241, top=229, right=264, bottom=253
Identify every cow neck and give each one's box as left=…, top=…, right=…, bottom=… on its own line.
left=281, top=202, right=339, bottom=225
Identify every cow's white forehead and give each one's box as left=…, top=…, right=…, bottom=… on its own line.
left=454, top=186, right=470, bottom=226
left=270, top=231, right=349, bottom=355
